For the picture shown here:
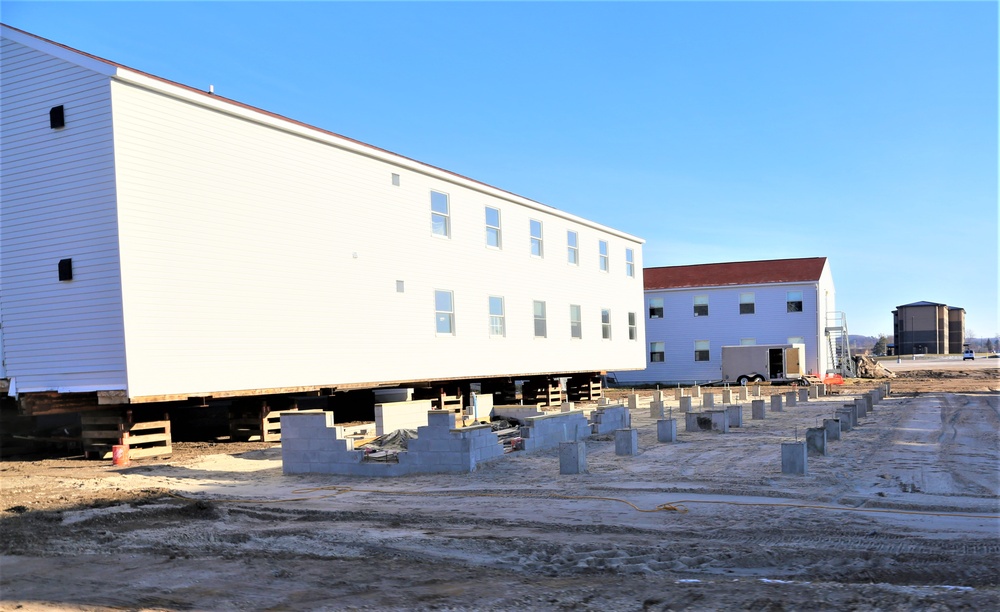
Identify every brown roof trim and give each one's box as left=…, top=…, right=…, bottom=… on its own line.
left=644, top=257, right=828, bottom=290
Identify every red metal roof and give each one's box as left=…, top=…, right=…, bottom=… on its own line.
left=644, top=257, right=827, bottom=290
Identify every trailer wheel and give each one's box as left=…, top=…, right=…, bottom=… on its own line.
left=736, top=375, right=750, bottom=386
left=794, top=378, right=809, bottom=387
left=751, top=375, right=766, bottom=383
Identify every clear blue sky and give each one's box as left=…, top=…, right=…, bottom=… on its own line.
left=3, top=1, right=997, bottom=339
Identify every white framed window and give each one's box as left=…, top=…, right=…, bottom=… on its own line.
left=788, top=336, right=804, bottom=345
left=489, top=296, right=505, bottom=337
left=649, top=297, right=664, bottom=319
left=435, top=290, right=454, bottom=334
left=787, top=291, right=803, bottom=313
left=530, top=219, right=543, bottom=257
left=570, top=304, right=582, bottom=339
left=740, top=338, right=756, bottom=345
left=485, top=206, right=501, bottom=248
left=625, top=248, right=635, bottom=277
left=567, top=230, right=579, bottom=265
left=694, top=295, right=709, bottom=317
left=740, top=292, right=755, bottom=315
left=431, top=191, right=450, bottom=237
left=391, top=173, right=400, bottom=186
left=695, top=340, right=710, bottom=362
left=650, top=341, right=665, bottom=363
left=599, top=240, right=609, bottom=272
left=601, top=308, right=612, bottom=339
left=628, top=312, right=637, bottom=340
left=533, top=300, right=547, bottom=338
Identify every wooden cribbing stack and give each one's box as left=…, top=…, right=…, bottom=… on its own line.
left=80, top=410, right=172, bottom=460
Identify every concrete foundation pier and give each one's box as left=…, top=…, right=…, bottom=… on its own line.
left=684, top=412, right=701, bottom=432
left=708, top=410, right=730, bottom=433
left=854, top=397, right=867, bottom=419
left=560, top=401, right=575, bottom=413
left=628, top=394, right=639, bottom=412
left=806, top=427, right=827, bottom=456
left=727, top=405, right=743, bottom=428
left=808, top=385, right=819, bottom=400
left=771, top=395, right=784, bottom=412
left=751, top=399, right=766, bottom=420
left=823, top=418, right=841, bottom=441
left=785, top=391, right=797, bottom=407
left=818, top=385, right=826, bottom=397
left=674, top=388, right=684, bottom=401
left=692, top=385, right=702, bottom=398
left=702, top=393, right=715, bottom=409
left=722, top=389, right=733, bottom=404
left=649, top=400, right=665, bottom=419
left=652, top=390, right=664, bottom=403
left=781, top=442, right=808, bottom=475
left=657, top=419, right=678, bottom=443
left=680, top=396, right=693, bottom=412
left=798, top=388, right=809, bottom=402
left=864, top=393, right=874, bottom=413
left=615, top=428, right=639, bottom=456
left=753, top=385, right=762, bottom=397
left=559, top=441, right=587, bottom=474
left=738, top=386, right=749, bottom=401
left=835, top=409, right=854, bottom=431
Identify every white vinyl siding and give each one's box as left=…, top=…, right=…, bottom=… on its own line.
left=2, top=26, right=648, bottom=401
left=0, top=37, right=126, bottom=393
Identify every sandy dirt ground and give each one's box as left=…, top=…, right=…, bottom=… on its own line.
left=2, top=363, right=998, bottom=611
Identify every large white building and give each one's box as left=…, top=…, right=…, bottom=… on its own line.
left=0, top=25, right=646, bottom=412
left=612, top=257, right=845, bottom=386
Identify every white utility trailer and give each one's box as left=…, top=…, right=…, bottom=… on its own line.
left=721, top=344, right=808, bottom=386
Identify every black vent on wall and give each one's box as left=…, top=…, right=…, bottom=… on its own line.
left=50, top=105, right=65, bottom=129
left=58, top=258, right=73, bottom=281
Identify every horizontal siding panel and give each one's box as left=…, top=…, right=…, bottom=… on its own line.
left=112, top=80, right=645, bottom=398
left=0, top=36, right=126, bottom=393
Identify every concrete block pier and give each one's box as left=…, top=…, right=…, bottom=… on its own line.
left=806, top=427, right=827, bottom=456
left=751, top=400, right=766, bottom=420
left=781, top=442, right=808, bottom=475
left=771, top=395, right=783, bottom=413
left=615, top=428, right=638, bottom=456
left=559, top=441, right=587, bottom=474
left=657, top=419, right=678, bottom=443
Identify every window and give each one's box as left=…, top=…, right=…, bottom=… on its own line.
left=489, top=296, right=505, bottom=337
left=431, top=191, right=450, bottom=237
left=599, top=240, right=609, bottom=272
left=740, top=338, right=756, bottom=346
left=694, top=295, right=709, bottom=317
left=625, top=248, right=635, bottom=277
left=391, top=173, right=400, bottom=186
left=435, top=290, right=454, bottom=334
left=49, top=105, right=65, bottom=129
left=567, top=231, right=579, bottom=265
left=530, top=220, right=543, bottom=257
left=649, top=297, right=664, bottom=319
left=396, top=280, right=405, bottom=293
left=787, top=291, right=803, bottom=312
left=739, top=292, right=755, bottom=315
left=570, top=304, right=582, bottom=339
left=533, top=300, right=547, bottom=337
left=695, top=340, right=710, bottom=362
left=787, top=337, right=804, bottom=345
left=485, top=207, right=502, bottom=248
left=650, top=342, right=665, bottom=363
left=601, top=309, right=612, bottom=339
left=628, top=312, right=637, bottom=340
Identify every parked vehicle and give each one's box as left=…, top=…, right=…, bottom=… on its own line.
left=963, top=349, right=975, bottom=361
left=721, top=344, right=809, bottom=386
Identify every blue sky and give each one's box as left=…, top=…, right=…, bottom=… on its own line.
left=3, top=1, right=997, bottom=338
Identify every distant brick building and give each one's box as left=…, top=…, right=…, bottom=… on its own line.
left=892, top=302, right=965, bottom=355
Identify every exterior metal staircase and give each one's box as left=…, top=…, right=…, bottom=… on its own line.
left=825, top=311, right=856, bottom=377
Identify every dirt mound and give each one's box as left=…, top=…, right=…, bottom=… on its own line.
left=853, top=354, right=896, bottom=378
